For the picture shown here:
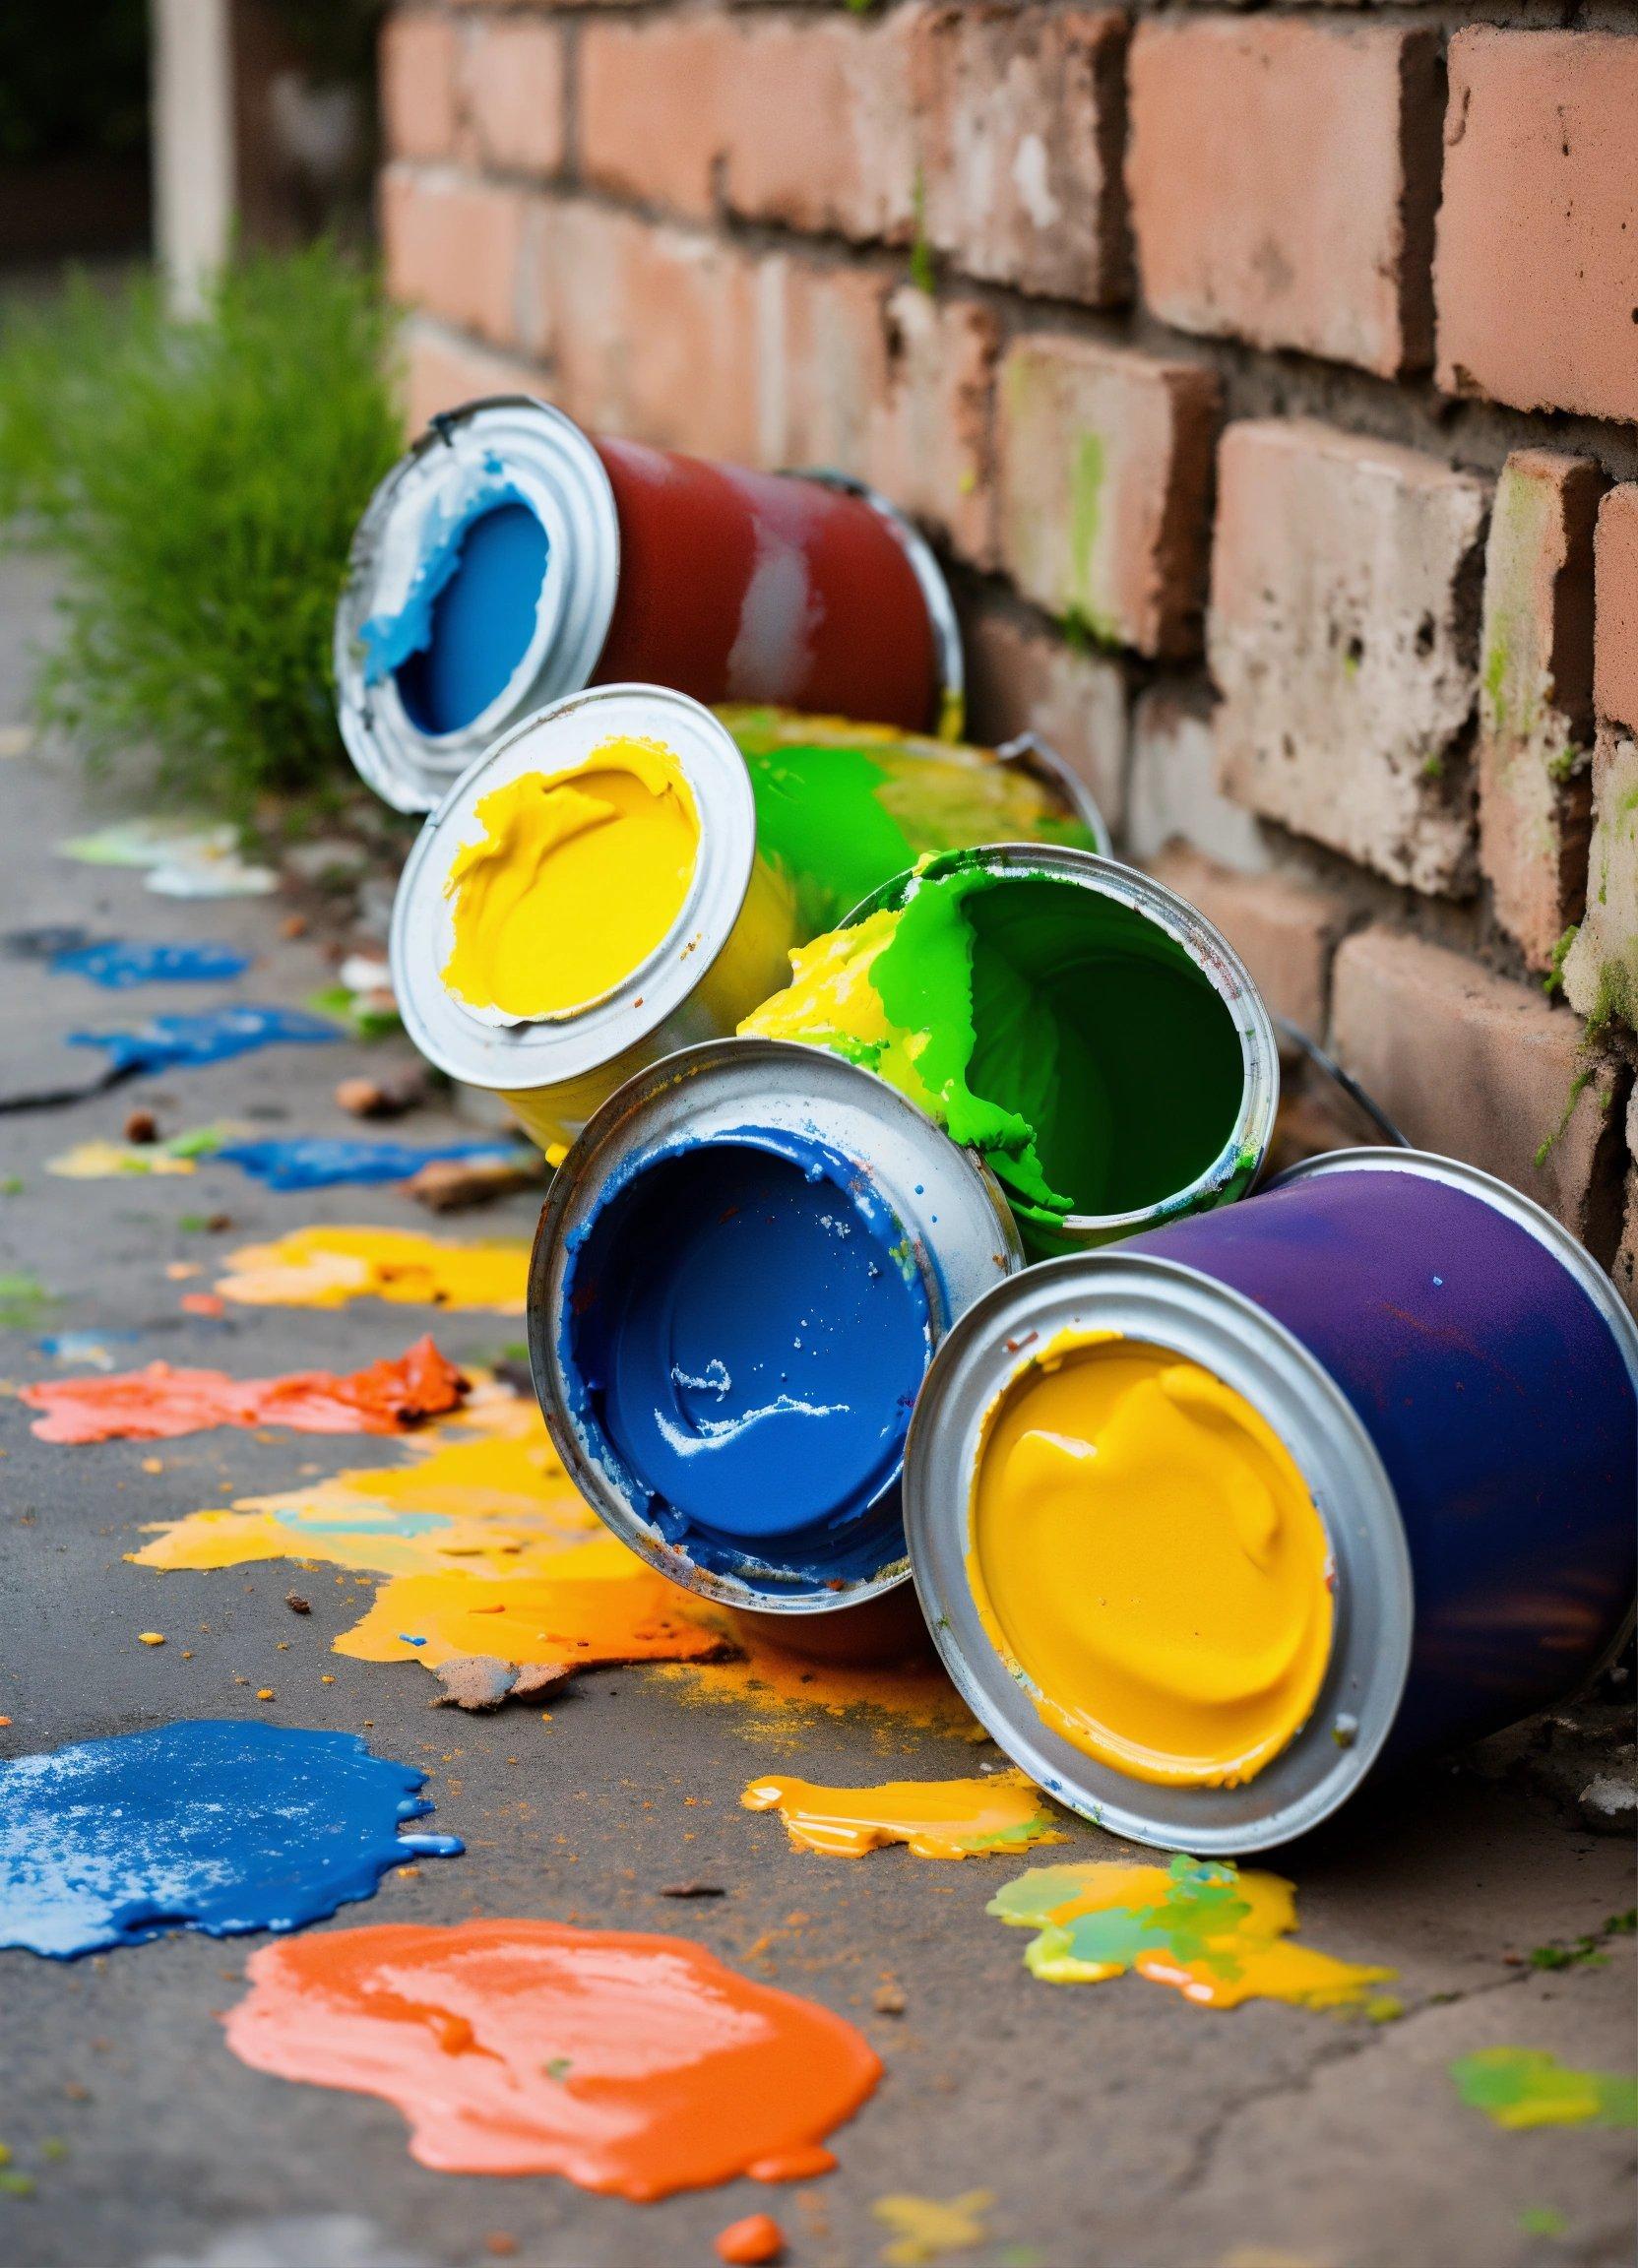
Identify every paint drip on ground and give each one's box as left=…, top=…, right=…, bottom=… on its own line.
left=68, top=1006, right=341, bottom=1077
left=0, top=1721, right=461, bottom=1959
left=215, top=1138, right=529, bottom=1191
left=47, top=938, right=253, bottom=988
left=215, top=1227, right=530, bottom=1312
left=441, top=735, right=699, bottom=1023
left=564, top=1129, right=930, bottom=1586
left=23, top=1335, right=466, bottom=1443
left=969, top=1334, right=1334, bottom=1788
left=714, top=2212, right=787, bottom=2265
left=1450, top=2049, right=1638, bottom=2130
left=223, top=1918, right=881, bottom=2195
left=722, top=706, right=1096, bottom=933
left=47, top=1123, right=244, bottom=1179
left=55, top=820, right=277, bottom=898
left=741, top=1771, right=1064, bottom=1858
left=741, top=857, right=1245, bottom=1233
left=871, top=2190, right=996, bottom=2266
left=988, top=1855, right=1395, bottom=2010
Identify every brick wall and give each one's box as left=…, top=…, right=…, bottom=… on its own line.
left=377, top=2, right=1638, bottom=1300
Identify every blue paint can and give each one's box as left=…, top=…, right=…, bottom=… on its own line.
left=904, top=1150, right=1637, bottom=1852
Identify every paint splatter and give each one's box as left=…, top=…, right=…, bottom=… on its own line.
left=68, top=1006, right=340, bottom=1077
left=715, top=2213, right=787, bottom=2264
left=0, top=1272, right=53, bottom=1329
left=34, top=1329, right=142, bottom=1370
left=1450, top=2048, right=1638, bottom=2130
left=48, top=1139, right=199, bottom=1179
left=216, top=1137, right=530, bottom=1191
left=0, top=1722, right=461, bottom=1959
left=741, top=1772, right=1064, bottom=1859
left=55, top=819, right=277, bottom=898
left=659, top=1637, right=973, bottom=1740
left=49, top=939, right=253, bottom=988
left=22, top=1336, right=467, bottom=1443
left=223, top=1918, right=881, bottom=2195
left=871, top=2190, right=995, bottom=2265
left=988, top=1855, right=1395, bottom=2010
left=216, top=1226, right=529, bottom=1312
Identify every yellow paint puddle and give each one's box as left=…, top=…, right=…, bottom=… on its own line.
left=658, top=1638, right=975, bottom=1740
left=214, top=1227, right=529, bottom=1312
left=988, top=1855, right=1395, bottom=2011
left=872, top=2189, right=995, bottom=2265
left=741, top=1771, right=1064, bottom=1859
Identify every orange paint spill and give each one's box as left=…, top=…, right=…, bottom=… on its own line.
left=23, top=1337, right=467, bottom=1444
left=716, top=2211, right=788, bottom=2263
left=741, top=1770, right=1064, bottom=1859
left=223, top=1919, right=881, bottom=2198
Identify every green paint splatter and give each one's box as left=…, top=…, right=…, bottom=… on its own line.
left=909, top=167, right=935, bottom=294
left=1068, top=431, right=1104, bottom=624
left=1451, top=2048, right=1638, bottom=2131
left=1518, top=2206, right=1567, bottom=2237
left=0, top=1273, right=51, bottom=1330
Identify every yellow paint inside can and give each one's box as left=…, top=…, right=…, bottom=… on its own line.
left=441, top=733, right=699, bottom=1021
left=969, top=1334, right=1333, bottom=1789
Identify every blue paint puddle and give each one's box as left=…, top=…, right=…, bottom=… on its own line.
left=67, top=1006, right=342, bottom=1076
left=50, top=939, right=254, bottom=989
left=35, top=1329, right=143, bottom=1369
left=216, top=1137, right=526, bottom=1191
left=361, top=482, right=548, bottom=735
left=0, top=1720, right=462, bottom=1960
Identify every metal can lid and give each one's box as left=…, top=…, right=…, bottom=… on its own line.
left=902, top=1251, right=1414, bottom=1854
left=335, top=397, right=620, bottom=813
left=390, top=683, right=757, bottom=1093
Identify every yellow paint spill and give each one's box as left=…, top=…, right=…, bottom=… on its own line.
left=214, top=1227, right=530, bottom=1313
left=741, top=1771, right=1064, bottom=1859
left=657, top=1635, right=974, bottom=1741
left=989, top=1856, right=1395, bottom=2010
left=970, top=1334, right=1334, bottom=1788
left=871, top=2189, right=995, bottom=2265
left=442, top=736, right=699, bottom=1022
left=48, top=1141, right=196, bottom=1179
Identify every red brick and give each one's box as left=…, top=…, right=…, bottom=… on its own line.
left=1150, top=846, right=1348, bottom=1039
left=1128, top=18, right=1439, bottom=378
left=1125, top=683, right=1271, bottom=876
left=460, top=17, right=566, bottom=177
left=962, top=604, right=1127, bottom=833
left=403, top=317, right=546, bottom=435
left=1208, top=419, right=1488, bottom=895
left=996, top=336, right=1218, bottom=659
left=381, top=164, right=532, bottom=350
left=1434, top=30, right=1638, bottom=420
left=381, top=12, right=460, bottom=163
left=1563, top=726, right=1638, bottom=1036
left=1595, top=484, right=1638, bottom=735
left=1477, top=450, right=1604, bottom=970
left=1331, top=925, right=1621, bottom=1238
left=913, top=6, right=1129, bottom=303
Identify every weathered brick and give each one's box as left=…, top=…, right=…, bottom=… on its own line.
left=1125, top=683, right=1271, bottom=876
left=381, top=12, right=460, bottom=163
left=913, top=6, right=1129, bottom=303
left=1477, top=450, right=1604, bottom=971
left=962, top=604, right=1127, bottom=834
left=1331, top=926, right=1620, bottom=1237
left=1150, top=846, right=1347, bottom=1039
left=1128, top=18, right=1439, bottom=378
left=1209, top=419, right=1488, bottom=895
left=1595, top=485, right=1638, bottom=736
left=381, top=165, right=531, bottom=350
left=996, top=336, right=1218, bottom=659
left=1562, top=727, right=1638, bottom=1036
left=460, top=16, right=566, bottom=177
left=403, top=316, right=546, bottom=435
left=1434, top=29, right=1638, bottom=420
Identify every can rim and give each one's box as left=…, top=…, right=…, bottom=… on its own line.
left=530, top=1035, right=1024, bottom=1613
left=390, top=683, right=758, bottom=1090
left=335, top=397, right=621, bottom=813
left=902, top=1248, right=1415, bottom=1855
left=992, top=730, right=1112, bottom=856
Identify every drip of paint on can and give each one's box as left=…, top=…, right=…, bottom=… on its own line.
left=442, top=735, right=700, bottom=1022
left=740, top=1770, right=1064, bottom=1858
left=361, top=486, right=549, bottom=735
left=742, top=860, right=1245, bottom=1233
left=565, top=1131, right=930, bottom=1579
left=223, top=1917, right=882, bottom=2195
left=968, top=1335, right=1333, bottom=1789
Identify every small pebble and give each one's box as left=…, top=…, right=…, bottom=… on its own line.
left=285, top=1592, right=312, bottom=1615
left=123, top=1108, right=158, bottom=1145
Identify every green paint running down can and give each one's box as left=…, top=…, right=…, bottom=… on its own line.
left=741, top=844, right=1279, bottom=1255
left=718, top=707, right=1107, bottom=935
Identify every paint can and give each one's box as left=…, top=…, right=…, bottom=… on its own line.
left=390, top=683, right=799, bottom=1156
left=529, top=1036, right=1024, bottom=1621
left=741, top=844, right=1279, bottom=1256
left=720, top=706, right=1110, bottom=935
left=903, top=1149, right=1638, bottom=1854
left=336, top=398, right=962, bottom=812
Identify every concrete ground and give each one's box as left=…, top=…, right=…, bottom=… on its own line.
left=0, top=554, right=1633, bottom=2268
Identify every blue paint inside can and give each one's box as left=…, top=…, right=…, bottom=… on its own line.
left=363, top=484, right=549, bottom=736
left=563, top=1130, right=932, bottom=1587
left=0, top=1720, right=462, bottom=1960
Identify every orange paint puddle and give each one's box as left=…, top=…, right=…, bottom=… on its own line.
left=223, top=1919, right=881, bottom=2197
left=741, top=1771, right=1064, bottom=1859
left=215, top=1226, right=529, bottom=1312
left=715, top=2212, right=787, bottom=2263
left=22, top=1337, right=466, bottom=1444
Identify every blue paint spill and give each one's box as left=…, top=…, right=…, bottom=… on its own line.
left=35, top=1329, right=143, bottom=1368
left=50, top=939, right=253, bottom=988
left=67, top=1006, right=342, bottom=1076
left=0, top=1720, right=463, bottom=1960
left=564, top=1128, right=931, bottom=1591
left=216, top=1137, right=526, bottom=1191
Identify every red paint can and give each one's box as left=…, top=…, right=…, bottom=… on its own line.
left=336, top=398, right=961, bottom=812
